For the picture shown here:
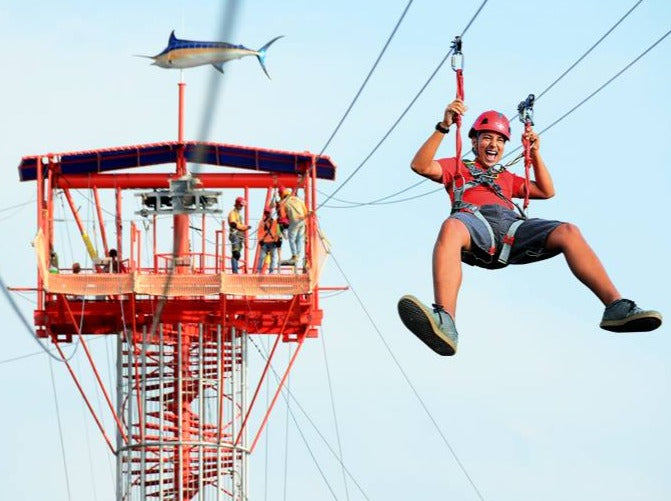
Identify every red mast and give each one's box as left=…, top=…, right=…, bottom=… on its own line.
left=174, top=80, right=190, bottom=271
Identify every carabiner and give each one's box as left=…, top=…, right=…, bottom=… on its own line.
left=450, top=36, right=463, bottom=71
left=517, top=94, right=535, bottom=125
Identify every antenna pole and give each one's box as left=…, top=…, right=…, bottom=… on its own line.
left=174, top=79, right=190, bottom=268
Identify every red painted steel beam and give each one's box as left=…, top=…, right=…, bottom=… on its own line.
left=54, top=173, right=306, bottom=189
left=36, top=297, right=323, bottom=336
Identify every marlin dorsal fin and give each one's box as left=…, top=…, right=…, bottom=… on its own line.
left=169, top=30, right=178, bottom=45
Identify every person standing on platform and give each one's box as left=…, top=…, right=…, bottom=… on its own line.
left=256, top=206, right=281, bottom=273
left=228, top=196, right=250, bottom=274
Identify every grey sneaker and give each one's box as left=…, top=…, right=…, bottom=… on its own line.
left=281, top=255, right=297, bottom=266
left=600, top=298, right=662, bottom=333
left=397, top=295, right=458, bottom=356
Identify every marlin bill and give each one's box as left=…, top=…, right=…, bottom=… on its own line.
left=140, top=31, right=283, bottom=78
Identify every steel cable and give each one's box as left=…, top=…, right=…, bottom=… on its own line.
left=318, top=0, right=415, bottom=157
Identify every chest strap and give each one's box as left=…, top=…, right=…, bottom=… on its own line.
left=452, top=161, right=529, bottom=217
left=452, top=161, right=505, bottom=201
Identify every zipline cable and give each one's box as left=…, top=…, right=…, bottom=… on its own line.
left=518, top=0, right=644, bottom=110
left=0, top=349, right=45, bottom=365
left=0, top=199, right=35, bottom=222
left=503, top=25, right=671, bottom=159
left=6, top=289, right=36, bottom=305
left=318, top=0, right=415, bottom=156
left=0, top=199, right=35, bottom=213
left=0, top=335, right=106, bottom=366
left=317, top=0, right=490, bottom=210
left=319, top=178, right=428, bottom=208
left=327, top=185, right=443, bottom=207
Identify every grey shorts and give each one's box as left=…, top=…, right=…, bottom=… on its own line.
left=450, top=204, right=563, bottom=269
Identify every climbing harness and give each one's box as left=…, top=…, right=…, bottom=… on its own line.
left=449, top=160, right=524, bottom=263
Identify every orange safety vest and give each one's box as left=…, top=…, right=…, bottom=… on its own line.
left=257, top=218, right=280, bottom=244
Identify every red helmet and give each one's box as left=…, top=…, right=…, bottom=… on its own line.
left=235, top=196, right=246, bottom=207
left=468, top=110, right=511, bottom=141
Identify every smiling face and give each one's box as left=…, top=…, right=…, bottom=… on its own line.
left=471, top=131, right=507, bottom=168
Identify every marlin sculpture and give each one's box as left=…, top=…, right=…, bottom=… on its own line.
left=141, top=31, right=284, bottom=78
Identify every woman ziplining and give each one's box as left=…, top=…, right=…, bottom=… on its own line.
left=397, top=38, right=662, bottom=357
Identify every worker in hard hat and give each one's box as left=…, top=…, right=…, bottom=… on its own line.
left=228, top=196, right=250, bottom=274
left=278, top=187, right=308, bottom=273
left=256, top=206, right=281, bottom=273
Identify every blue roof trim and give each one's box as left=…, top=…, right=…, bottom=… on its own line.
left=18, top=141, right=336, bottom=182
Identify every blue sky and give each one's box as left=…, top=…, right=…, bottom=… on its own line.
left=1, top=1, right=670, bottom=500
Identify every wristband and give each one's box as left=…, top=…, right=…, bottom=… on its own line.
left=435, top=122, right=450, bottom=134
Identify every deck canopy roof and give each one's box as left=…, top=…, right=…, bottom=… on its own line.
left=18, top=140, right=336, bottom=182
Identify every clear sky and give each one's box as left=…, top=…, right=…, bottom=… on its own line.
left=1, top=1, right=670, bottom=500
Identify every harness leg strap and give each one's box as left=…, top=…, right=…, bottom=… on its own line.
left=473, top=210, right=497, bottom=256
left=498, top=219, right=525, bottom=264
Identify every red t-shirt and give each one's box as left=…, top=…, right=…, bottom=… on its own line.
left=438, top=157, right=526, bottom=210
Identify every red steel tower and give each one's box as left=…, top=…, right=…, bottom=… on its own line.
left=17, top=83, right=336, bottom=500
